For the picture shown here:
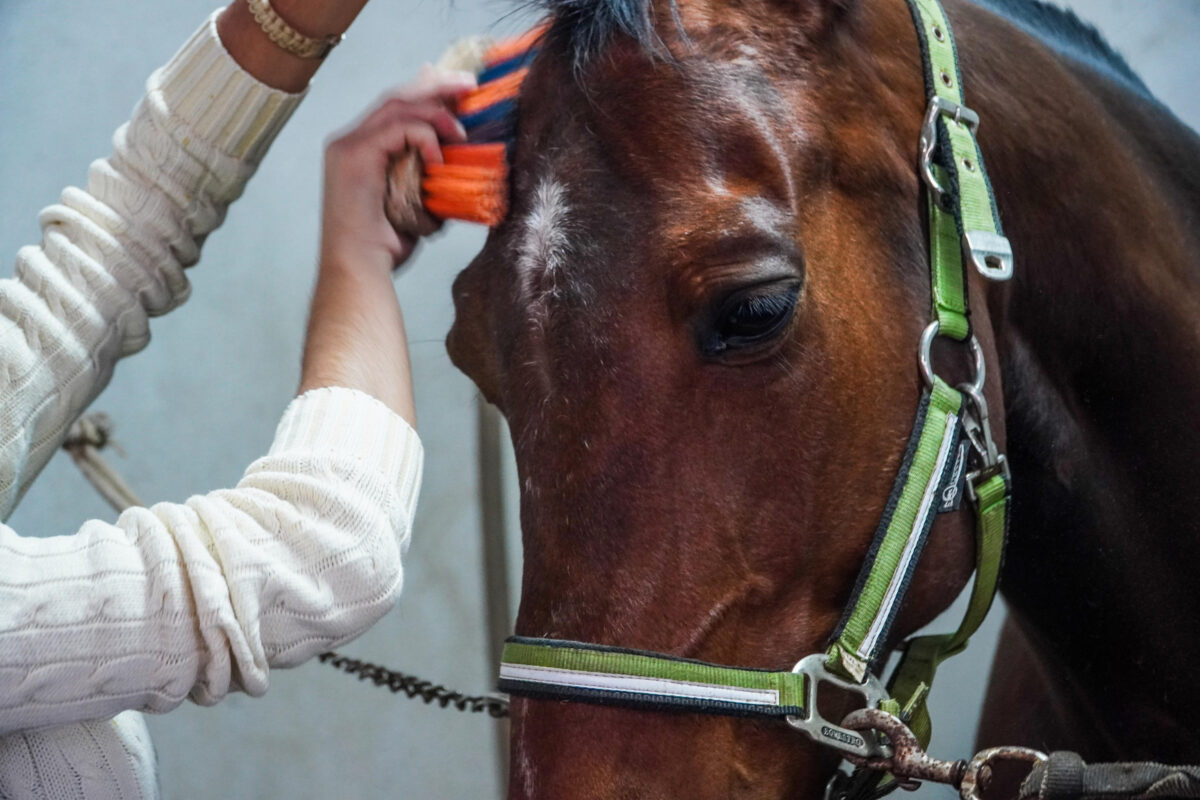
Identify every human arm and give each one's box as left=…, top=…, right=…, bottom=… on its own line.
left=0, top=10, right=315, bottom=520
left=0, top=388, right=421, bottom=734
left=0, top=0, right=390, bottom=523
left=0, top=73, right=471, bottom=736
left=300, top=67, right=474, bottom=422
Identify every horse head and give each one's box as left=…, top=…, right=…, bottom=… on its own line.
left=448, top=0, right=1008, bottom=795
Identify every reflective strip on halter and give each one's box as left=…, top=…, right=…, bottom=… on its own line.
left=499, top=638, right=808, bottom=718
left=826, top=378, right=966, bottom=681
left=858, top=406, right=961, bottom=657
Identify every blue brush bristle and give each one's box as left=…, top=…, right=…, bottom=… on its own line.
left=461, top=99, right=519, bottom=143
left=477, top=49, right=539, bottom=84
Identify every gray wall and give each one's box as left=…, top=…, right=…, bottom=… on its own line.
left=1, top=1, right=1196, bottom=797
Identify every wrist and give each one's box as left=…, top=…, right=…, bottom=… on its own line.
left=269, top=0, right=365, bottom=40
left=319, top=247, right=397, bottom=281
left=217, top=0, right=367, bottom=93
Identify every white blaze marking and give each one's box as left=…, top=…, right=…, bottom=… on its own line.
left=518, top=177, right=571, bottom=293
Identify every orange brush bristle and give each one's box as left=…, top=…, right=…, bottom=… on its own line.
left=441, top=142, right=507, bottom=168
left=420, top=144, right=509, bottom=226
left=454, top=69, right=528, bottom=117
left=482, top=27, right=546, bottom=65
left=422, top=145, right=509, bottom=226
left=416, top=27, right=544, bottom=228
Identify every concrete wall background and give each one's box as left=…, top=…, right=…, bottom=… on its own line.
left=0, top=1, right=1195, bottom=797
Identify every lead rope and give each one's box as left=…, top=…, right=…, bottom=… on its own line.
left=1018, top=754, right=1200, bottom=800
left=839, top=710, right=1200, bottom=800
left=62, top=412, right=509, bottom=719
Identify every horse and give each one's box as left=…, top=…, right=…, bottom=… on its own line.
left=444, top=0, right=1200, bottom=795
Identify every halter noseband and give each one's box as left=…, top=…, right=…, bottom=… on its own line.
left=498, top=0, right=1014, bottom=778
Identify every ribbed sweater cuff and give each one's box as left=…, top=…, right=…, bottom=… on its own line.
left=150, top=9, right=306, bottom=165
left=269, top=387, right=423, bottom=526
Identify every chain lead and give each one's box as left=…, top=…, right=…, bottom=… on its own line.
left=318, top=652, right=510, bottom=718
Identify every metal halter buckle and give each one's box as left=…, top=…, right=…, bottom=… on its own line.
left=918, top=96, right=1015, bottom=283
left=916, top=321, right=1007, bottom=501
left=785, top=655, right=892, bottom=760
left=918, top=96, right=980, bottom=207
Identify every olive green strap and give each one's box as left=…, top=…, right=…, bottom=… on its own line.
left=886, top=470, right=1010, bottom=747
left=929, top=167, right=969, bottom=337
left=826, top=378, right=967, bottom=681
left=499, top=637, right=808, bottom=718
left=905, top=0, right=1013, bottom=343
left=499, top=639, right=892, bottom=759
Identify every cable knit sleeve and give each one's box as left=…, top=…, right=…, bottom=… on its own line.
left=0, top=3, right=428, bottom=745
left=0, top=387, right=423, bottom=734
left=0, top=11, right=304, bottom=519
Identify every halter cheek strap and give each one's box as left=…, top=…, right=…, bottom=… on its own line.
left=498, top=0, right=1012, bottom=766
left=826, top=377, right=969, bottom=682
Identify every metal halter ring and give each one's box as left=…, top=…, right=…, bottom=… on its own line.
left=918, top=320, right=985, bottom=395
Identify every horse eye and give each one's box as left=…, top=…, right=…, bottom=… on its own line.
left=702, top=281, right=801, bottom=357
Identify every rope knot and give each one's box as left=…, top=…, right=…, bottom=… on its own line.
left=64, top=412, right=115, bottom=452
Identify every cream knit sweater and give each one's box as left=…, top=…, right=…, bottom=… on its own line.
left=0, top=12, right=423, bottom=799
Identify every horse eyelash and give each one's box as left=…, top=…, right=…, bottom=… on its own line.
left=736, top=293, right=792, bottom=317
left=729, top=286, right=800, bottom=320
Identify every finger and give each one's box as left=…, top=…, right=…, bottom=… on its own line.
left=363, top=98, right=467, bottom=143
left=370, top=117, right=444, bottom=165
left=330, top=68, right=477, bottom=145
left=339, top=83, right=437, bottom=137
left=389, top=66, right=477, bottom=104
left=326, top=97, right=407, bottom=147
left=428, top=107, right=468, bottom=143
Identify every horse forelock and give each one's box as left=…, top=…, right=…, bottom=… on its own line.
left=532, top=0, right=669, bottom=69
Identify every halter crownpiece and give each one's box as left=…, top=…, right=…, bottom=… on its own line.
left=498, top=0, right=1012, bottom=790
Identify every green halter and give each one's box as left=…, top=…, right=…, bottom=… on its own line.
left=498, top=0, right=1013, bottom=765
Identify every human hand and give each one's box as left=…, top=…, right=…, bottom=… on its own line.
left=318, top=66, right=476, bottom=278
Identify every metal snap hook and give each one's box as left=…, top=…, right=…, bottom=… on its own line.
left=958, top=382, right=999, bottom=468
left=841, top=708, right=968, bottom=788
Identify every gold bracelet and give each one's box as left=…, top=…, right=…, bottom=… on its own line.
left=246, top=0, right=343, bottom=59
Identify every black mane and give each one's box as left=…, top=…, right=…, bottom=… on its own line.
left=970, top=0, right=1149, bottom=94
left=537, top=0, right=1149, bottom=95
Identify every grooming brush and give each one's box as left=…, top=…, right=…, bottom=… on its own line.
left=385, top=27, right=543, bottom=234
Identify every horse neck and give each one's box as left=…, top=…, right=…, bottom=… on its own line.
left=963, top=5, right=1200, bottom=760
